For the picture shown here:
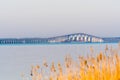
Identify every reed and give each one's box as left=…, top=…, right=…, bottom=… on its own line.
left=22, top=44, right=120, bottom=80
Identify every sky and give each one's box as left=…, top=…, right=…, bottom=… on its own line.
left=0, top=0, right=120, bottom=38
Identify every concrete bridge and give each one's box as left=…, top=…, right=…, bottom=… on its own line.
left=68, top=34, right=103, bottom=42
left=0, top=33, right=104, bottom=44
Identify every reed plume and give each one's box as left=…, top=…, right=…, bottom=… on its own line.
left=23, top=44, right=120, bottom=80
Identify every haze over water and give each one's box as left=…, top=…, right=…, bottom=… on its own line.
left=0, top=0, right=120, bottom=38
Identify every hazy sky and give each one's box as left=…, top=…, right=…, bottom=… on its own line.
left=0, top=0, right=120, bottom=38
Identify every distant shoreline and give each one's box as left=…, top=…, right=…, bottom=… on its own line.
left=0, top=33, right=119, bottom=44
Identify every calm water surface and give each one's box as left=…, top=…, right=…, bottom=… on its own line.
left=0, top=43, right=119, bottom=80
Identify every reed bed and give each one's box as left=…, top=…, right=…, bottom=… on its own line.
left=22, top=44, right=120, bottom=80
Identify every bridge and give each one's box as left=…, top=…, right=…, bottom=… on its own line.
left=48, top=33, right=104, bottom=43
left=68, top=34, right=103, bottom=42
left=0, top=33, right=104, bottom=44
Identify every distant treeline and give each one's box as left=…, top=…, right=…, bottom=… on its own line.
left=103, top=37, right=120, bottom=43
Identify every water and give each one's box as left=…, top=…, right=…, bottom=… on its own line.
left=0, top=43, right=119, bottom=80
